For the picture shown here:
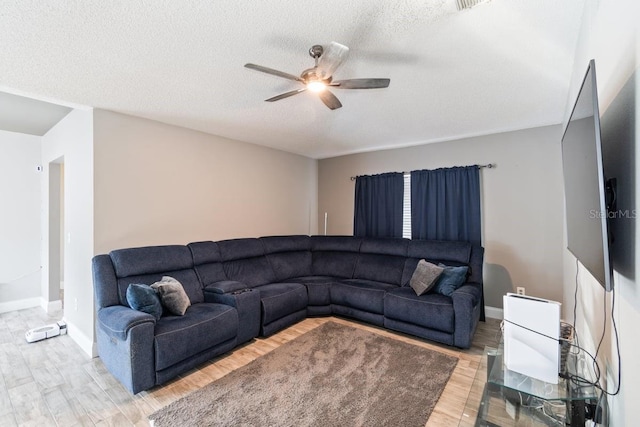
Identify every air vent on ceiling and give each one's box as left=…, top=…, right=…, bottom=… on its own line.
left=456, top=0, right=491, bottom=10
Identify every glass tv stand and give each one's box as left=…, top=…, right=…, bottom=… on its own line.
left=459, top=339, right=598, bottom=426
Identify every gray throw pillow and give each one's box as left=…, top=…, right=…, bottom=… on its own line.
left=151, top=276, right=191, bottom=316
left=410, top=260, right=444, bottom=296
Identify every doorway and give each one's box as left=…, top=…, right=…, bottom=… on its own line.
left=48, top=158, right=64, bottom=311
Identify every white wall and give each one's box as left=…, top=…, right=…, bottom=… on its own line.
left=562, top=1, right=639, bottom=425
left=41, top=109, right=94, bottom=355
left=93, top=109, right=318, bottom=253
left=318, top=125, right=565, bottom=309
left=0, top=130, right=42, bottom=312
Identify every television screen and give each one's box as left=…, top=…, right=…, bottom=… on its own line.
left=561, top=59, right=613, bottom=291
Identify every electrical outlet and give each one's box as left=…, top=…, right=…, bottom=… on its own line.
left=516, top=287, right=525, bottom=295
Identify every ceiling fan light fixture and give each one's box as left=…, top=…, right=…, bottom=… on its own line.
left=307, top=81, right=326, bottom=92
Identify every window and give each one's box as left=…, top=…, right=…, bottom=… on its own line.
left=402, top=173, right=411, bottom=239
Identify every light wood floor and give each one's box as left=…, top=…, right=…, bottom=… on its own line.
left=0, top=307, right=501, bottom=426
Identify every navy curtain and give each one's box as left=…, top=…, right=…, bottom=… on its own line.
left=353, top=172, right=404, bottom=238
left=411, top=166, right=481, bottom=244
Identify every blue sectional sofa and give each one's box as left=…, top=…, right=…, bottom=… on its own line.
left=92, top=235, right=484, bottom=393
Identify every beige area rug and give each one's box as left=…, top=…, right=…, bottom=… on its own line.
left=149, top=322, right=458, bottom=427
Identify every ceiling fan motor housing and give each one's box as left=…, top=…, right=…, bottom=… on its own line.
left=301, top=68, right=332, bottom=84
left=309, top=45, right=324, bottom=59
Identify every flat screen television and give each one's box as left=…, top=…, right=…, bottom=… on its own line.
left=561, top=59, right=614, bottom=291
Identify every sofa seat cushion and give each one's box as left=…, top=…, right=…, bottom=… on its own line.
left=154, top=303, right=238, bottom=371
left=384, top=287, right=455, bottom=333
left=254, top=283, right=308, bottom=325
left=331, top=279, right=396, bottom=314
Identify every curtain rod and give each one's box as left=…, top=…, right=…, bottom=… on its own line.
left=349, top=163, right=495, bottom=181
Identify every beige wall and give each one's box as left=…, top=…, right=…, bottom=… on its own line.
left=93, top=110, right=318, bottom=254
left=36, top=108, right=317, bottom=357
left=318, top=125, right=565, bottom=309
left=562, top=2, right=639, bottom=425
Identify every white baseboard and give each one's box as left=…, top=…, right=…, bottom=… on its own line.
left=485, top=306, right=504, bottom=319
left=0, top=297, right=41, bottom=314
left=41, top=299, right=62, bottom=313
left=64, top=317, right=98, bottom=358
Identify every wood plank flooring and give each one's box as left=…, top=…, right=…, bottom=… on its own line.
left=0, top=307, right=501, bottom=426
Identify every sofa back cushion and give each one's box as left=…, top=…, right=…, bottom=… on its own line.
left=110, top=245, right=193, bottom=277
left=93, top=254, right=119, bottom=309
left=353, top=238, right=409, bottom=285
left=401, top=240, right=473, bottom=286
left=261, top=236, right=312, bottom=281
left=310, top=236, right=362, bottom=278
left=407, top=239, right=472, bottom=263
left=109, top=245, right=204, bottom=305
left=188, top=241, right=227, bottom=287
left=218, top=238, right=276, bottom=287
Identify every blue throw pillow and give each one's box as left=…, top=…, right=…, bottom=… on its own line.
left=126, top=284, right=163, bottom=321
left=432, top=264, right=469, bottom=296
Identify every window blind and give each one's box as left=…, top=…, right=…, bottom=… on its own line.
left=402, top=173, right=411, bottom=239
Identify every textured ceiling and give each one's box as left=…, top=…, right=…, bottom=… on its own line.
left=0, top=91, right=71, bottom=136
left=0, top=0, right=585, bottom=158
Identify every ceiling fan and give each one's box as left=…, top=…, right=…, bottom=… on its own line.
left=245, top=42, right=390, bottom=110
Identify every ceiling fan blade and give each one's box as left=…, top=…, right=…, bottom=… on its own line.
left=318, top=89, right=342, bottom=110
left=265, top=88, right=307, bottom=102
left=244, top=63, right=304, bottom=83
left=332, top=78, right=391, bottom=89
left=316, top=42, right=349, bottom=79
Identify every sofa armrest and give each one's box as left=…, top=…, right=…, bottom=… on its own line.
left=97, top=305, right=156, bottom=341
left=452, top=282, right=482, bottom=305
left=204, top=280, right=248, bottom=295
left=451, top=282, right=483, bottom=348
left=205, top=289, right=260, bottom=344
left=95, top=305, right=156, bottom=393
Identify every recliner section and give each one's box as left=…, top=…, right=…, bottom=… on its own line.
left=94, top=245, right=240, bottom=394
left=93, top=235, right=484, bottom=394
left=215, top=237, right=310, bottom=336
